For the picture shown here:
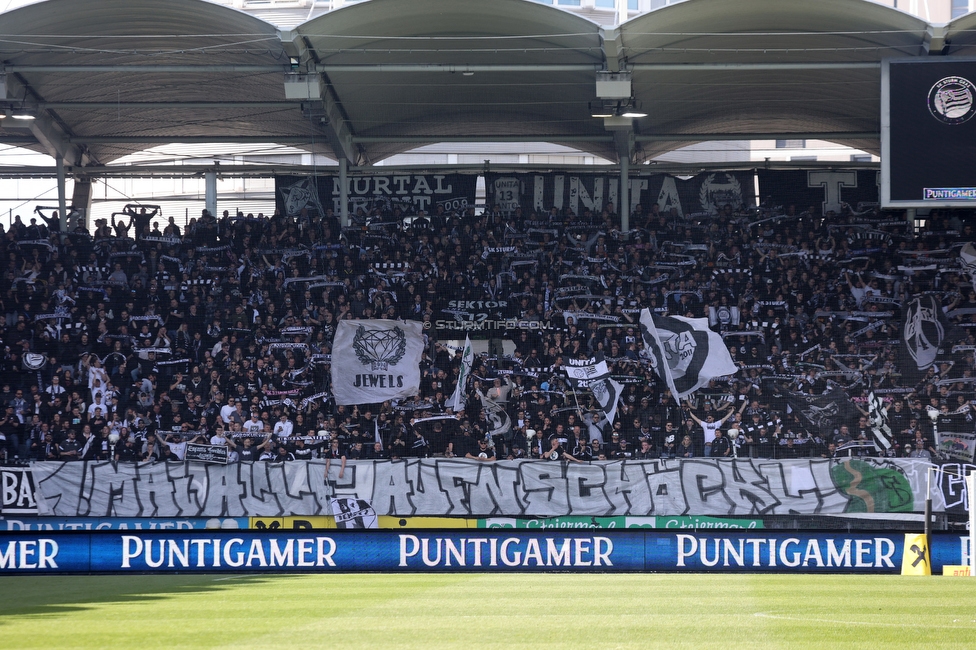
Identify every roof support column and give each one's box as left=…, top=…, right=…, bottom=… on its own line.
left=56, top=155, right=67, bottom=233
left=620, top=154, right=630, bottom=234
left=70, top=178, right=92, bottom=232
left=339, top=157, right=349, bottom=229
left=611, top=130, right=634, bottom=233
left=205, top=170, right=217, bottom=218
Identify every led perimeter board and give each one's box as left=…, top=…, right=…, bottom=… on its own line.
left=882, top=58, right=976, bottom=207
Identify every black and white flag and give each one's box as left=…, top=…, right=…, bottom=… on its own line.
left=564, top=353, right=623, bottom=424
left=588, top=374, right=623, bottom=426
left=960, top=242, right=976, bottom=292
left=867, top=391, right=893, bottom=450
left=478, top=388, right=512, bottom=440
left=639, top=309, right=737, bottom=402
left=22, top=353, right=47, bottom=371
left=563, top=356, right=610, bottom=385
left=783, top=387, right=858, bottom=437
left=279, top=175, right=326, bottom=218
left=446, top=335, right=473, bottom=412
left=331, top=320, right=424, bottom=405
left=708, top=304, right=741, bottom=328
left=330, top=498, right=378, bottom=529
left=901, top=295, right=950, bottom=373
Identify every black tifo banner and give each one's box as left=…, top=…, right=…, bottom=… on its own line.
left=277, top=171, right=879, bottom=220
left=758, top=170, right=879, bottom=216
left=184, top=444, right=229, bottom=465
left=276, top=174, right=479, bottom=217
left=486, top=172, right=754, bottom=217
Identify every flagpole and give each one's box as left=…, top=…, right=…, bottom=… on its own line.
left=925, top=465, right=933, bottom=546
left=570, top=386, right=584, bottom=421
left=448, top=334, right=472, bottom=412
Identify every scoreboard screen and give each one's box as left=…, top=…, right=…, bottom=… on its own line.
left=882, top=58, right=976, bottom=207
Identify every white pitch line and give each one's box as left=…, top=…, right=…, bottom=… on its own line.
left=754, top=612, right=976, bottom=629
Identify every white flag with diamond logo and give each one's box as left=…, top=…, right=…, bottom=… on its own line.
left=332, top=319, right=424, bottom=405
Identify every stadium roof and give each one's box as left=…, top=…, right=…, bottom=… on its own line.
left=0, top=0, right=970, bottom=169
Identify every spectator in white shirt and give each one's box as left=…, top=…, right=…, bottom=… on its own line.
left=273, top=413, right=293, bottom=438
left=219, top=396, right=236, bottom=424
left=210, top=428, right=229, bottom=447
left=242, top=412, right=264, bottom=435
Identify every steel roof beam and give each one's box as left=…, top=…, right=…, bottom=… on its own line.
left=0, top=159, right=881, bottom=180
left=924, top=24, right=948, bottom=55
left=61, top=136, right=336, bottom=144
left=0, top=132, right=878, bottom=146
left=3, top=65, right=286, bottom=73
left=17, top=132, right=877, bottom=145
left=52, top=135, right=614, bottom=144
left=600, top=27, right=624, bottom=73
left=3, top=73, right=92, bottom=166
left=351, top=135, right=614, bottom=143
left=38, top=102, right=297, bottom=109
left=313, top=64, right=600, bottom=73
left=635, top=132, right=878, bottom=141
left=280, top=28, right=363, bottom=167
left=630, top=62, right=880, bottom=71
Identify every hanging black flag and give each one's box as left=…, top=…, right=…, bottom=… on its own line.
left=783, top=387, right=858, bottom=437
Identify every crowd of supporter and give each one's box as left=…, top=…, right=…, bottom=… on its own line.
left=0, top=195, right=974, bottom=467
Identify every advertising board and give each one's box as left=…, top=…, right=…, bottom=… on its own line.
left=0, top=530, right=967, bottom=575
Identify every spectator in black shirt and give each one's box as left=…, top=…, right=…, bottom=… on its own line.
left=709, top=429, right=732, bottom=458
left=409, top=428, right=429, bottom=458
left=272, top=444, right=294, bottom=462
left=324, top=439, right=346, bottom=480
left=635, top=438, right=657, bottom=460
left=611, top=438, right=633, bottom=459
left=676, top=434, right=696, bottom=458
left=115, top=436, right=139, bottom=462
left=366, top=442, right=388, bottom=460
left=347, top=441, right=365, bottom=460
left=292, top=436, right=316, bottom=461
left=542, top=437, right=581, bottom=462
left=468, top=438, right=495, bottom=462
left=237, top=436, right=258, bottom=462
left=59, top=429, right=83, bottom=461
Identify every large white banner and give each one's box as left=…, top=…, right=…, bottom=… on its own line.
left=331, top=319, right=424, bottom=405
left=28, top=458, right=968, bottom=518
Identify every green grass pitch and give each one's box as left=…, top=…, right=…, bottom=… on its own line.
left=0, top=573, right=974, bottom=648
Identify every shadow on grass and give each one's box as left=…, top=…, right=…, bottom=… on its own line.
left=0, top=574, right=295, bottom=622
